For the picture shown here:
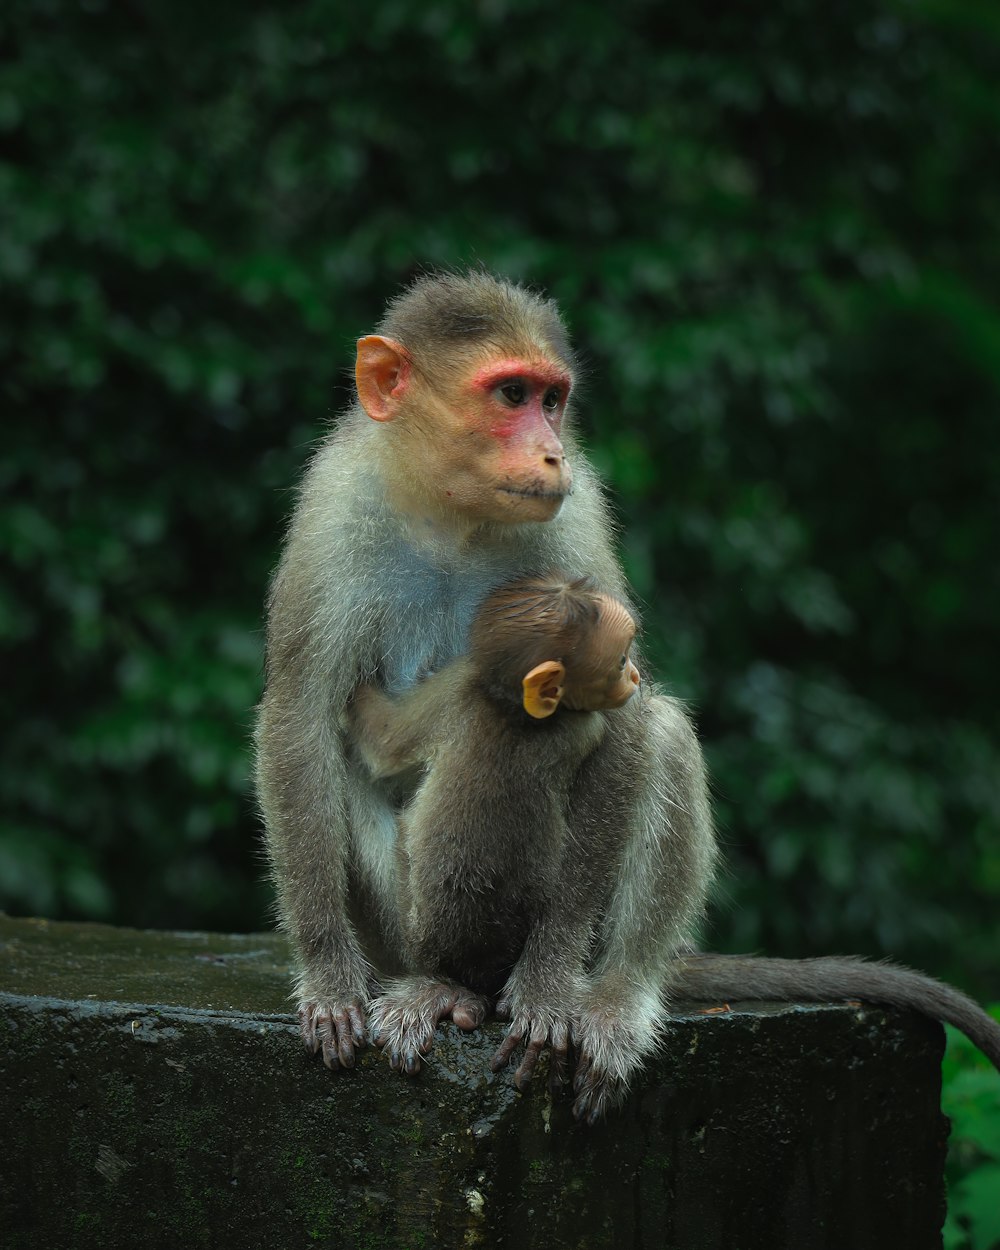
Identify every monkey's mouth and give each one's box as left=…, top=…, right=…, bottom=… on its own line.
left=498, top=486, right=571, bottom=501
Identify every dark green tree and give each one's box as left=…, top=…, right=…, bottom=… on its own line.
left=1, top=0, right=998, bottom=1001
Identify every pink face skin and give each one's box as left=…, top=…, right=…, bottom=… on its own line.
left=355, top=336, right=576, bottom=527
left=464, top=358, right=574, bottom=516
left=469, top=358, right=572, bottom=435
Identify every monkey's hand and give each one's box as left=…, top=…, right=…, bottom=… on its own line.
left=368, top=977, right=488, bottom=1076
left=345, top=683, right=404, bottom=778
left=344, top=682, right=385, bottom=737
left=571, top=986, right=662, bottom=1124
left=491, top=991, right=575, bottom=1094
left=299, top=998, right=368, bottom=1072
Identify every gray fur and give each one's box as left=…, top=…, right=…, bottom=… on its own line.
left=255, top=270, right=999, bottom=1119
left=255, top=272, right=711, bottom=1115
left=673, top=953, right=1000, bottom=1068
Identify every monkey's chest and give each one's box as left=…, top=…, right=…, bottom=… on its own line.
left=375, top=542, right=514, bottom=694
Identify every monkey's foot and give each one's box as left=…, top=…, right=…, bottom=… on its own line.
left=299, top=998, right=368, bottom=1072
left=490, top=1001, right=572, bottom=1094
left=368, top=978, right=487, bottom=1076
left=571, top=1004, right=650, bottom=1125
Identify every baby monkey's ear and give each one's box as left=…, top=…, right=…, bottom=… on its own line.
left=522, top=661, right=566, bottom=719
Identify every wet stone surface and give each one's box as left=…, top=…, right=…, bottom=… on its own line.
left=0, top=915, right=947, bottom=1249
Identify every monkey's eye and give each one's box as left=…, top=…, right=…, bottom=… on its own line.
left=619, top=655, right=628, bottom=669
left=499, top=381, right=527, bottom=406
left=542, top=388, right=562, bottom=412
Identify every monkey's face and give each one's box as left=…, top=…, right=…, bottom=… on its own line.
left=563, top=639, right=640, bottom=712
left=562, top=599, right=640, bottom=712
left=356, top=335, right=574, bottom=526
left=449, top=355, right=574, bottom=524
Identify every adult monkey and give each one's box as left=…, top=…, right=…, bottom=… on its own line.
left=257, top=269, right=713, bottom=1121
left=256, top=270, right=1000, bottom=1123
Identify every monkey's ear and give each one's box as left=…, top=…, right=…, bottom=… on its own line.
left=355, top=335, right=411, bottom=422
left=522, top=661, right=566, bottom=719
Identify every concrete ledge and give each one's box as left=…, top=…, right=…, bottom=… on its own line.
left=0, top=915, right=947, bottom=1249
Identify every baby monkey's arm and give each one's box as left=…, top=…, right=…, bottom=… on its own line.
left=347, top=659, right=475, bottom=779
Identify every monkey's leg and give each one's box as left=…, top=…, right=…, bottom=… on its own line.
left=570, top=694, right=717, bottom=1124
left=491, top=921, right=586, bottom=1094
left=368, top=976, right=489, bottom=1075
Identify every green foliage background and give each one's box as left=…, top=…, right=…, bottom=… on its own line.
left=9, top=0, right=999, bottom=972
left=2, top=3, right=998, bottom=1229
left=4, top=0, right=999, bottom=975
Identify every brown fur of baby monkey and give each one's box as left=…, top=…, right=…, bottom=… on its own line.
left=255, top=269, right=1000, bottom=1125
left=346, top=574, right=641, bottom=1090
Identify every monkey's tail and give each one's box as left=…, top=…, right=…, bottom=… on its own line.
left=670, top=952, right=1000, bottom=1072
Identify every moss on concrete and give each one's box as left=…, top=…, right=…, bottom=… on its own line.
left=0, top=915, right=948, bottom=1249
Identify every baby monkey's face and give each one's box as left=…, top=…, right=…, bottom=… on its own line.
left=561, top=595, right=640, bottom=712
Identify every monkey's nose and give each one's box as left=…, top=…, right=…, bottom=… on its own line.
left=542, top=453, right=572, bottom=494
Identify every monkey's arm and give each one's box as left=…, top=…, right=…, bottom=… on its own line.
left=256, top=678, right=370, bottom=1069
left=490, top=906, right=597, bottom=1094
left=347, top=659, right=476, bottom=779
left=254, top=478, right=385, bottom=1072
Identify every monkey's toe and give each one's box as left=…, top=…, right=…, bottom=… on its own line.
left=490, top=1005, right=571, bottom=1091
left=571, top=1072, right=617, bottom=1124
left=450, top=993, right=488, bottom=1031
left=570, top=1046, right=633, bottom=1124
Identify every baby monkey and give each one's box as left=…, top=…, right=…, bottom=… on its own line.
left=347, top=575, right=641, bottom=1082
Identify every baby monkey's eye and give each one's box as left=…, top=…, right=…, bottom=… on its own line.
left=619, top=655, right=628, bottom=669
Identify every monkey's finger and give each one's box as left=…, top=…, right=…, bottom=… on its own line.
left=336, top=1034, right=356, bottom=1070
left=313, top=1012, right=342, bottom=1069
left=332, top=1009, right=357, bottom=1069
left=572, top=1090, right=604, bottom=1126
left=371, top=1022, right=396, bottom=1049
left=549, top=1047, right=568, bottom=1093
left=347, top=1004, right=367, bottom=1047
left=550, top=1021, right=569, bottom=1052
left=571, top=1071, right=599, bottom=1118
left=490, top=1029, right=525, bottom=1071
left=298, top=1006, right=321, bottom=1053
left=583, top=1085, right=610, bottom=1127
left=548, top=1028, right=570, bottom=1092
left=513, top=1039, right=544, bottom=1091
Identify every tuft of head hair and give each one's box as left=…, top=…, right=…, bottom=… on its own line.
left=377, top=269, right=575, bottom=373
left=470, top=575, right=601, bottom=705
left=482, top=575, right=599, bottom=633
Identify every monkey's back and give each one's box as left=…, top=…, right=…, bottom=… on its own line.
left=401, top=695, right=606, bottom=995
